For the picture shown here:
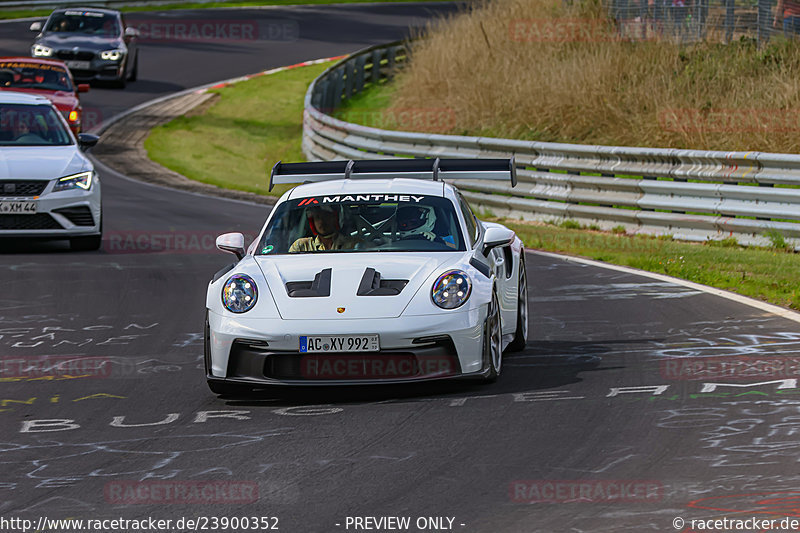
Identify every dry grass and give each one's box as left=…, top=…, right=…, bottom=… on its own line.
left=390, top=0, right=800, bottom=152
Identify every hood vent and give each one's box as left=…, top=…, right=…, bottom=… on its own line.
left=285, top=268, right=331, bottom=298
left=357, top=267, right=408, bottom=296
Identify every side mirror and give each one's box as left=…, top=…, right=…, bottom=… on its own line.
left=29, top=21, right=42, bottom=32
left=481, top=226, right=515, bottom=255
left=216, top=233, right=245, bottom=260
left=77, top=133, right=99, bottom=150
left=124, top=27, right=139, bottom=38
left=77, top=84, right=90, bottom=93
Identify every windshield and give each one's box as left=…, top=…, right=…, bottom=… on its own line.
left=0, top=104, right=73, bottom=146
left=45, top=11, right=120, bottom=36
left=256, top=195, right=466, bottom=255
left=0, top=61, right=72, bottom=92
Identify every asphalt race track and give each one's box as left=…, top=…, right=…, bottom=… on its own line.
left=2, top=5, right=800, bottom=533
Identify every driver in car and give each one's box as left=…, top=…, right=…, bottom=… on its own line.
left=11, top=118, right=43, bottom=143
left=289, top=204, right=362, bottom=252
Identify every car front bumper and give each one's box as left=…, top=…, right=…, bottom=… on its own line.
left=57, top=57, right=127, bottom=82
left=0, top=180, right=101, bottom=239
left=206, top=306, right=489, bottom=386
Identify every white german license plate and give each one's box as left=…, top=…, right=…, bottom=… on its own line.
left=0, top=201, right=37, bottom=214
left=300, top=334, right=379, bottom=353
left=65, top=60, right=91, bottom=70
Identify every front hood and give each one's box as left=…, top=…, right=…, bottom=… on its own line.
left=36, top=33, right=122, bottom=52
left=0, top=88, right=78, bottom=111
left=0, top=146, right=87, bottom=180
left=256, top=253, right=463, bottom=319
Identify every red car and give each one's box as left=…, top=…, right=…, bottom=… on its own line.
left=0, top=57, right=89, bottom=135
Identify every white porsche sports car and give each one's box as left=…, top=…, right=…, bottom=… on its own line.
left=205, top=158, right=527, bottom=394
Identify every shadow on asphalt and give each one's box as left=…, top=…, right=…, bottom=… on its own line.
left=215, top=339, right=660, bottom=407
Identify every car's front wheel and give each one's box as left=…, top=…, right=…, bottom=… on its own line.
left=207, top=380, right=250, bottom=396
left=482, top=291, right=503, bottom=382
left=114, top=66, right=127, bottom=89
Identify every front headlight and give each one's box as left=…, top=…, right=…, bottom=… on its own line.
left=222, top=274, right=258, bottom=313
left=53, top=171, right=93, bottom=192
left=32, top=44, right=53, bottom=57
left=431, top=269, right=472, bottom=309
left=100, top=49, right=123, bottom=61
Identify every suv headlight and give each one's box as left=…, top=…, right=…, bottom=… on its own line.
left=32, top=44, right=53, bottom=57
left=53, top=171, right=93, bottom=192
left=431, top=269, right=471, bottom=309
left=100, top=49, right=123, bottom=61
left=222, top=274, right=258, bottom=313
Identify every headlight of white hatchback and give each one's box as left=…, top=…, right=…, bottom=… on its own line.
left=53, top=171, right=93, bottom=192
left=222, top=274, right=258, bottom=313
left=431, top=269, right=471, bottom=309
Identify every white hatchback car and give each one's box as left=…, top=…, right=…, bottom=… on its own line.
left=205, top=158, right=528, bottom=395
left=0, top=92, right=101, bottom=250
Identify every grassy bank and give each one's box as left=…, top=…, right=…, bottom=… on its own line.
left=340, top=0, right=800, bottom=153
left=145, top=61, right=331, bottom=197
left=0, top=0, right=453, bottom=21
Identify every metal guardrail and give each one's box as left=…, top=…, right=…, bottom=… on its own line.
left=302, top=42, right=800, bottom=249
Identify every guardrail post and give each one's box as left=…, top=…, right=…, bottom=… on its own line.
left=332, top=69, right=344, bottom=109
left=344, top=60, right=355, bottom=100
left=355, top=55, right=367, bottom=94
left=370, top=49, right=382, bottom=86
left=386, top=47, right=398, bottom=80
left=312, top=79, right=327, bottom=110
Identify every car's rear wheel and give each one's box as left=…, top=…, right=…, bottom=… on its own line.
left=482, top=291, right=503, bottom=382
left=506, top=255, right=528, bottom=352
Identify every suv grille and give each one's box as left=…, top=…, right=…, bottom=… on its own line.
left=56, top=50, right=95, bottom=61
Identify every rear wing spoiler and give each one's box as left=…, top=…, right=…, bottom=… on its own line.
left=268, top=157, right=517, bottom=191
